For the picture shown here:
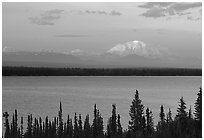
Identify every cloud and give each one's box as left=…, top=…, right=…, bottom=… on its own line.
left=141, top=7, right=165, bottom=18
left=138, top=2, right=174, bottom=8
left=139, top=2, right=202, bottom=19
left=170, top=2, right=202, bottom=11
left=55, top=34, right=88, bottom=38
left=187, top=16, right=201, bottom=21
left=29, top=9, right=64, bottom=25
left=85, top=10, right=107, bottom=15
left=71, top=10, right=122, bottom=16
left=110, top=10, right=122, bottom=16
left=177, top=12, right=191, bottom=16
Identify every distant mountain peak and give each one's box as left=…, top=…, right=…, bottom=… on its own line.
left=106, top=40, right=161, bottom=58
left=70, top=49, right=84, bottom=56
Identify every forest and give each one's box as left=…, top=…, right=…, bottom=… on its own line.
left=2, top=88, right=202, bottom=138
left=2, top=66, right=202, bottom=76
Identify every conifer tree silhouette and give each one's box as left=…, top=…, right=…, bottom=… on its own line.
left=58, top=102, right=63, bottom=137
left=84, top=114, right=91, bottom=137
left=74, top=113, right=78, bottom=137
left=2, top=88, right=202, bottom=138
left=111, top=104, right=117, bottom=137
left=194, top=87, right=202, bottom=122
left=146, top=107, right=154, bottom=136
left=117, top=114, right=123, bottom=137
left=20, top=116, right=23, bottom=138
left=129, top=90, right=144, bottom=137
left=176, top=97, right=187, bottom=136
left=3, top=112, right=10, bottom=138
left=78, top=114, right=83, bottom=136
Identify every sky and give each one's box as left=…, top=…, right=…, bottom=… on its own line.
left=2, top=2, right=202, bottom=60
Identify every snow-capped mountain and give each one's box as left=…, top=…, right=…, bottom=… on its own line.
left=106, top=40, right=161, bottom=58
left=2, top=40, right=201, bottom=68
left=70, top=49, right=84, bottom=56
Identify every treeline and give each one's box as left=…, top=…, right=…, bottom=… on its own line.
left=3, top=88, right=202, bottom=138
left=2, top=66, right=201, bottom=76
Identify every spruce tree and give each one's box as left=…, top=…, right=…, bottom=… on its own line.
left=176, top=97, right=187, bottom=135
left=106, top=117, right=111, bottom=137
left=45, top=116, right=48, bottom=137
left=11, top=113, right=15, bottom=137
left=166, top=108, right=172, bottom=123
left=149, top=110, right=154, bottom=134
left=53, top=117, right=57, bottom=137
left=56, top=117, right=59, bottom=130
left=63, top=122, right=67, bottom=137
left=117, top=114, right=123, bottom=137
left=20, top=116, right=23, bottom=138
left=17, top=128, right=21, bottom=138
left=39, top=117, right=42, bottom=137
left=128, top=90, right=144, bottom=137
left=194, top=87, right=202, bottom=122
left=98, top=112, right=104, bottom=137
left=188, top=106, right=193, bottom=119
left=111, top=104, right=117, bottom=137
left=42, top=122, right=45, bottom=137
left=92, top=104, right=97, bottom=137
left=58, top=102, right=63, bottom=137
left=84, top=114, right=91, bottom=137
left=186, top=106, right=194, bottom=137
left=36, top=118, right=39, bottom=137
left=92, top=104, right=104, bottom=137
left=176, top=97, right=187, bottom=120
left=69, top=118, right=73, bottom=137
left=30, top=114, right=33, bottom=136
left=165, top=108, right=173, bottom=137
left=33, top=118, right=37, bottom=137
left=14, top=109, right=18, bottom=137
left=142, top=116, right=146, bottom=136
left=157, top=105, right=166, bottom=137
left=26, top=114, right=32, bottom=137
left=194, top=87, right=202, bottom=137
left=3, top=112, right=10, bottom=138
left=160, top=105, right=165, bottom=124
left=74, top=113, right=78, bottom=137
left=146, top=108, right=154, bottom=136
left=78, top=114, right=83, bottom=137
left=106, top=104, right=117, bottom=137
left=66, top=115, right=70, bottom=137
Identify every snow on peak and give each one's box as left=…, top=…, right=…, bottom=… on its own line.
left=132, top=40, right=139, bottom=43
left=70, top=49, right=84, bottom=56
left=106, top=40, right=161, bottom=58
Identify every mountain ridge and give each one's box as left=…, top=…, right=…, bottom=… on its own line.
left=2, top=48, right=201, bottom=69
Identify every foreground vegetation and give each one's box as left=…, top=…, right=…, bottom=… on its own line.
left=3, top=88, right=202, bottom=138
left=3, top=66, right=201, bottom=76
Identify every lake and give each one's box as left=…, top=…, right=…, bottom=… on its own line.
left=2, top=76, right=202, bottom=130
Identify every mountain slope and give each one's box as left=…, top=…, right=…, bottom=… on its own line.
left=2, top=51, right=85, bottom=67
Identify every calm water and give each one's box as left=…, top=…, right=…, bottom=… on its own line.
left=2, top=76, right=201, bottom=130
